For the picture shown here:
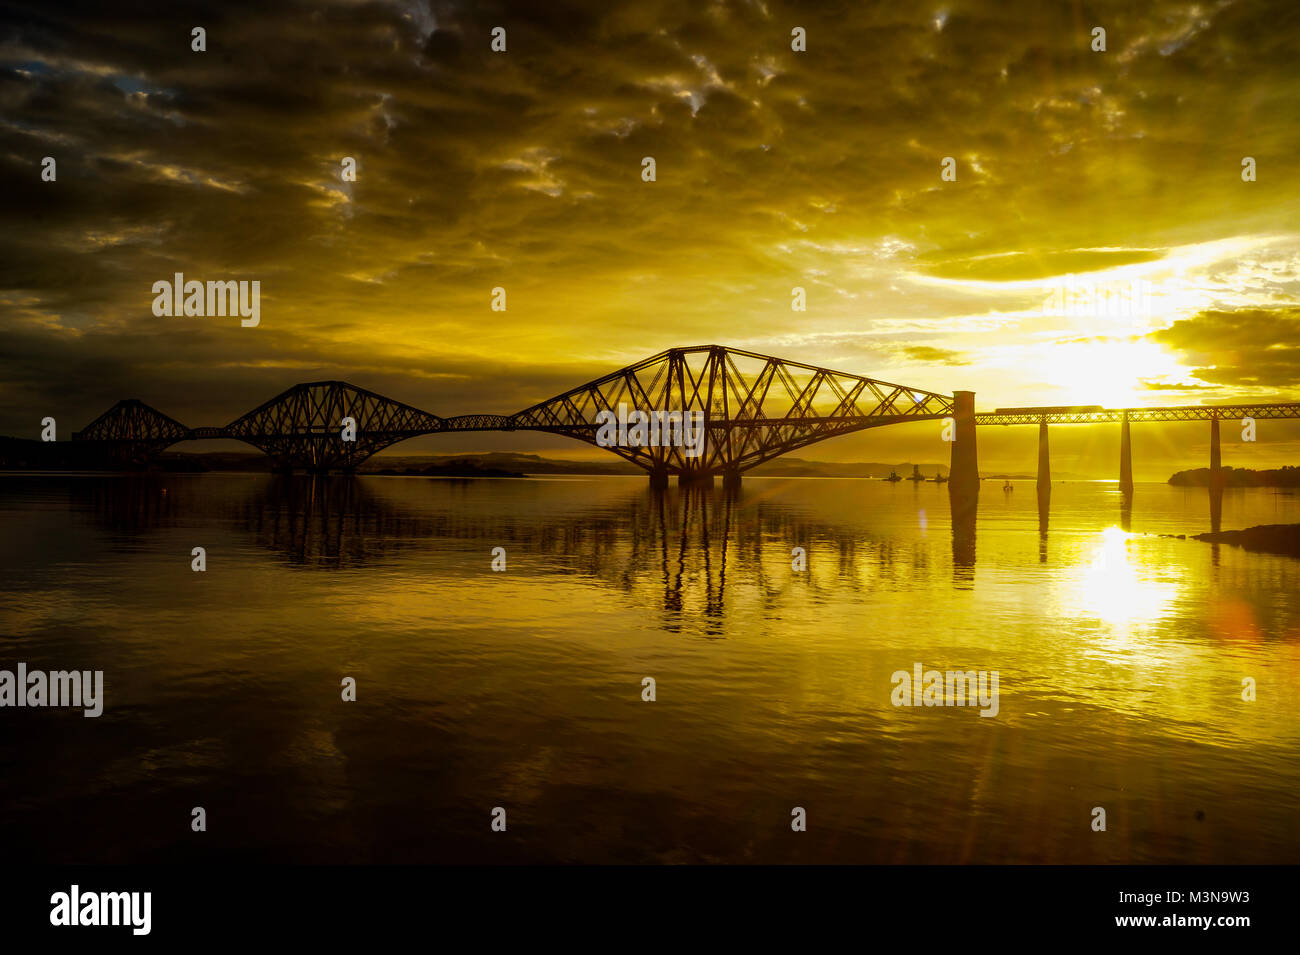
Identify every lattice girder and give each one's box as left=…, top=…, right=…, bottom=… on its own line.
left=222, top=381, right=444, bottom=470
left=509, top=346, right=954, bottom=475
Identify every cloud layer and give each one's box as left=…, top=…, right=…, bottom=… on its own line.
left=2, top=0, right=1299, bottom=458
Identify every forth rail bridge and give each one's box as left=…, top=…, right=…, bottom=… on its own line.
left=54, top=345, right=1300, bottom=499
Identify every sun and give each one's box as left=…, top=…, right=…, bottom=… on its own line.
left=1033, top=339, right=1185, bottom=408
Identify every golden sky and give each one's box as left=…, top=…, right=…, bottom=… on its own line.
left=3, top=0, right=1300, bottom=474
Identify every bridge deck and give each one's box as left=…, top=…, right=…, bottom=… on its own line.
left=977, top=403, right=1300, bottom=425
left=61, top=344, right=1300, bottom=476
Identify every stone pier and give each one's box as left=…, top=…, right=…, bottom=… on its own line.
left=1209, top=416, right=1223, bottom=493
left=1119, top=414, right=1134, bottom=496
left=1036, top=419, right=1050, bottom=505
left=948, top=390, right=979, bottom=510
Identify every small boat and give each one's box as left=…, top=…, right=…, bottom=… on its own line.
left=1003, top=481, right=1014, bottom=492
left=908, top=465, right=925, bottom=482
left=884, top=471, right=902, bottom=482
left=929, top=473, right=948, bottom=484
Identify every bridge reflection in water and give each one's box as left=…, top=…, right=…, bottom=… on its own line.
left=66, top=470, right=1244, bottom=612
left=12, top=470, right=1298, bottom=865
left=70, top=473, right=981, bottom=623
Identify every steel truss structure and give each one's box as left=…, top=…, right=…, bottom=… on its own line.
left=977, top=403, right=1300, bottom=426
left=224, top=382, right=445, bottom=471
left=510, top=345, right=954, bottom=478
left=72, top=399, right=192, bottom=467
left=69, top=346, right=1300, bottom=474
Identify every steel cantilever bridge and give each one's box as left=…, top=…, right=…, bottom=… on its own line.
left=71, top=343, right=1300, bottom=492
left=72, top=345, right=954, bottom=484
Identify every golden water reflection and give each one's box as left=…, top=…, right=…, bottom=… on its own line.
left=1072, top=526, right=1181, bottom=629
left=2, top=474, right=1298, bottom=863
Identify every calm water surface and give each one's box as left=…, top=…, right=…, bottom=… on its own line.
left=1, top=473, right=1298, bottom=863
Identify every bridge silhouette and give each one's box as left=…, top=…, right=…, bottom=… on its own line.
left=72, top=345, right=953, bottom=485
left=69, top=344, right=1300, bottom=495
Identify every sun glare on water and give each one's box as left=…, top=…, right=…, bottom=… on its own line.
left=1075, top=526, right=1179, bottom=628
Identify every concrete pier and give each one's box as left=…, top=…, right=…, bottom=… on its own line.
left=1119, top=414, right=1134, bottom=496
left=1210, top=416, right=1223, bottom=493
left=678, top=470, right=714, bottom=488
left=648, top=468, right=739, bottom=489
left=1036, top=419, right=1050, bottom=505
left=948, top=391, right=979, bottom=509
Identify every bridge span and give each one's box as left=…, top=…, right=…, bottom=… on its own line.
left=64, top=344, right=1299, bottom=499
left=979, top=402, right=1300, bottom=501
left=71, top=345, right=955, bottom=486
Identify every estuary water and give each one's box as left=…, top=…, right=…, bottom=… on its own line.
left=1, top=472, right=1298, bottom=863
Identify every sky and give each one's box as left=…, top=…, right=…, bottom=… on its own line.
left=2, top=0, right=1300, bottom=476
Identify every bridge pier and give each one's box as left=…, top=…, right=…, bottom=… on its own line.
left=648, top=468, right=740, bottom=489
left=1209, top=416, right=1223, bottom=493
left=1119, top=414, right=1134, bottom=496
left=948, top=391, right=979, bottom=509
left=1036, top=419, right=1050, bottom=505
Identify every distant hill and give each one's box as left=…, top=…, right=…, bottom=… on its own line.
left=371, top=456, right=526, bottom=477
left=750, top=458, right=947, bottom=478
left=1169, top=465, right=1300, bottom=487
left=1, top=438, right=1082, bottom=480
left=364, top=452, right=638, bottom=475
left=0, top=436, right=100, bottom=469
left=366, top=453, right=954, bottom=479
left=1, top=440, right=955, bottom=478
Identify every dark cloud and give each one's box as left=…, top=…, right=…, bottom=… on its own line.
left=1140, top=380, right=1210, bottom=391
left=1150, top=307, right=1300, bottom=389
left=0, top=0, right=1297, bottom=436
left=901, top=345, right=969, bottom=365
